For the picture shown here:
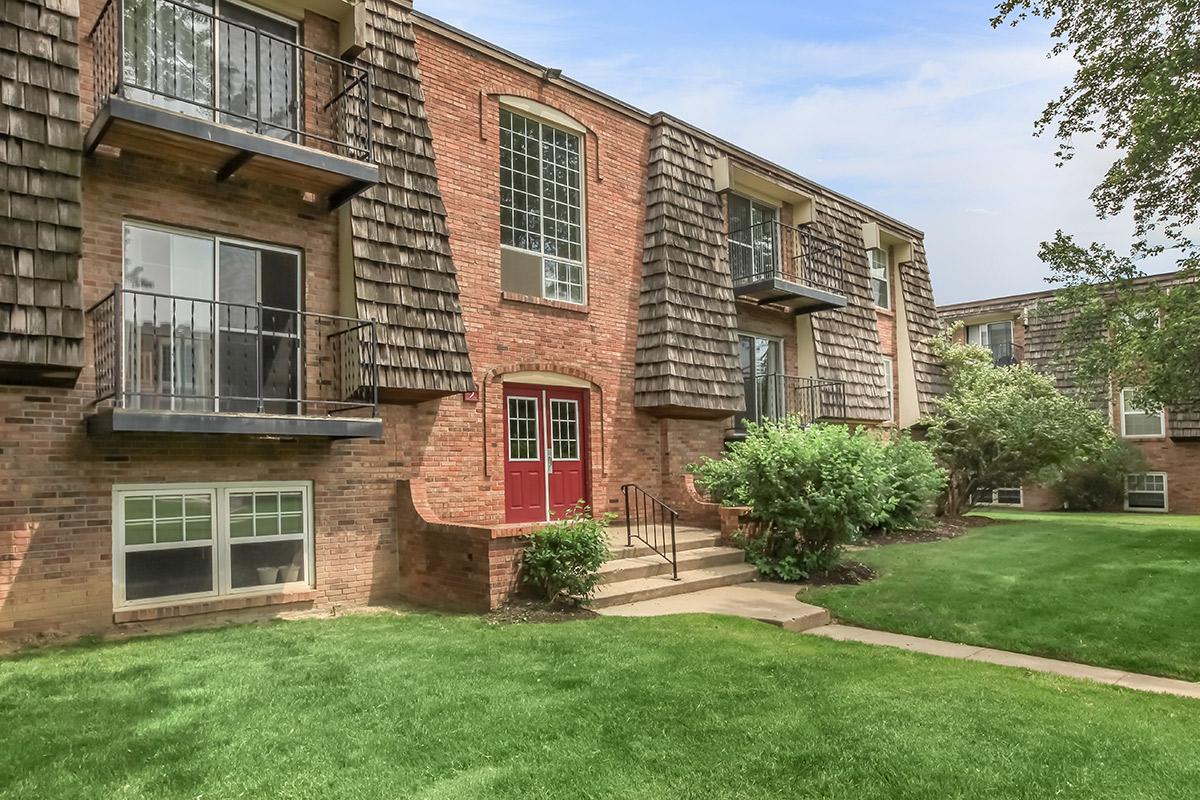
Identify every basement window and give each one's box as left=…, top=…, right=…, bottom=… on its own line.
left=499, top=108, right=586, bottom=304
left=973, top=488, right=1024, bottom=507
left=1125, top=473, right=1167, bottom=512
left=113, top=482, right=313, bottom=608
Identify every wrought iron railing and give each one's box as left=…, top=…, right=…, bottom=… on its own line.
left=988, top=341, right=1023, bottom=367
left=88, top=287, right=379, bottom=416
left=736, top=374, right=848, bottom=430
left=621, top=484, right=679, bottom=581
left=89, top=0, right=373, bottom=160
left=728, top=220, right=846, bottom=296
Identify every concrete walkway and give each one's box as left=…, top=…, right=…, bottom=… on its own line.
left=596, top=582, right=831, bottom=632
left=807, top=624, right=1200, bottom=700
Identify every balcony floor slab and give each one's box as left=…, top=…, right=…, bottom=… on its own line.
left=86, top=407, right=383, bottom=440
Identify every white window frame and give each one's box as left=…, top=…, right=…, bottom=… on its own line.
left=975, top=487, right=1024, bottom=507
left=499, top=106, right=588, bottom=305
left=869, top=247, right=891, bottom=310
left=548, top=398, right=581, bottom=462
left=506, top=394, right=542, bottom=462
left=881, top=355, right=894, bottom=422
left=1125, top=473, right=1168, bottom=513
left=1119, top=389, right=1165, bottom=439
left=113, top=481, right=314, bottom=610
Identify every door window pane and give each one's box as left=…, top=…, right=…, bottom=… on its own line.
left=729, top=195, right=777, bottom=283
left=550, top=400, right=579, bottom=460
left=507, top=396, right=540, bottom=461
left=737, top=334, right=783, bottom=427
left=218, top=2, right=298, bottom=140
left=123, top=0, right=216, bottom=117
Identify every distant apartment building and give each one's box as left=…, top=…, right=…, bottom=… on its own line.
left=938, top=272, right=1200, bottom=513
left=1, top=0, right=943, bottom=637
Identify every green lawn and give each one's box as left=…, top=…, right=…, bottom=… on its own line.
left=804, top=511, right=1200, bottom=681
left=2, top=614, right=1199, bottom=799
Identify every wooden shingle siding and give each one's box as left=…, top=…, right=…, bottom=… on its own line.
left=0, top=0, right=84, bottom=385
left=806, top=194, right=889, bottom=421
left=350, top=0, right=474, bottom=398
left=1023, top=304, right=1107, bottom=410
left=635, top=118, right=743, bottom=416
left=1167, top=407, right=1200, bottom=438
left=898, top=244, right=946, bottom=414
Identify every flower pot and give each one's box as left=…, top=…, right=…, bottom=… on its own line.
left=280, top=564, right=301, bottom=583
left=256, top=566, right=279, bottom=585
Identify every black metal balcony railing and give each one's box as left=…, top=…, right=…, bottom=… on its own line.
left=88, top=287, right=379, bottom=417
left=988, top=341, right=1023, bottom=367
left=90, top=0, right=373, bottom=161
left=728, top=220, right=846, bottom=297
left=737, top=374, right=848, bottom=429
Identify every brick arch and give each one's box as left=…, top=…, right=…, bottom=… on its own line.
left=480, top=363, right=607, bottom=478
left=477, top=88, right=605, bottom=183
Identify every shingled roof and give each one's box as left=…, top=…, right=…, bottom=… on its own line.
left=349, top=0, right=474, bottom=398
left=0, top=0, right=84, bottom=386
left=634, top=118, right=743, bottom=416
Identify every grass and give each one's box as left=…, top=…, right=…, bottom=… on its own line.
left=2, top=613, right=1199, bottom=799
left=804, top=511, right=1200, bottom=681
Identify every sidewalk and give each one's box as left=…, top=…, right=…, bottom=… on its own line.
left=806, top=624, right=1200, bottom=700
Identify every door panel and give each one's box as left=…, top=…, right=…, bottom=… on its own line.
left=546, top=390, right=588, bottom=520
left=503, top=391, right=546, bottom=523
left=503, top=385, right=590, bottom=523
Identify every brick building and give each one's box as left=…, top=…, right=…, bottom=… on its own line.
left=938, top=273, right=1200, bottom=513
left=1, top=0, right=943, bottom=638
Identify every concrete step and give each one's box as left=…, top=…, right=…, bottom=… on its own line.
left=597, top=583, right=832, bottom=632
left=598, top=546, right=746, bottom=585
left=590, top=562, right=759, bottom=609
left=606, top=527, right=722, bottom=560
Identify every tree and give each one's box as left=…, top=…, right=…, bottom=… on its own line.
left=926, top=336, right=1115, bottom=516
left=992, top=1, right=1200, bottom=406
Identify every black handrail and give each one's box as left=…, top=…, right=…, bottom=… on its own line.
left=87, top=286, right=379, bottom=417
left=988, top=341, right=1023, bottom=367
left=621, top=484, right=679, bottom=581
left=90, top=0, right=373, bottom=160
left=728, top=220, right=846, bottom=297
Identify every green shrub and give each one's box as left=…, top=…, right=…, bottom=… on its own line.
left=876, top=433, right=948, bottom=532
left=692, top=421, right=945, bottom=580
left=522, top=503, right=614, bottom=604
left=1053, top=441, right=1146, bottom=511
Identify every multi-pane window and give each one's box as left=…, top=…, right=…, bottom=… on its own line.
left=881, top=356, right=894, bottom=421
left=1126, top=473, right=1167, bottom=511
left=972, top=488, right=1023, bottom=506
left=550, top=399, right=579, bottom=460
left=1120, top=389, right=1165, bottom=437
left=728, top=194, right=779, bottom=284
left=114, top=482, right=312, bottom=607
left=499, top=108, right=585, bottom=304
left=507, top=396, right=540, bottom=461
left=967, top=321, right=1016, bottom=365
left=869, top=248, right=890, bottom=309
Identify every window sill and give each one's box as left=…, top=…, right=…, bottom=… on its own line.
left=501, top=291, right=589, bottom=315
left=875, top=306, right=896, bottom=318
left=113, top=586, right=320, bottom=624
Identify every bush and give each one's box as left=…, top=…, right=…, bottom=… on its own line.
left=877, top=433, right=947, bottom=532
left=522, top=503, right=614, bottom=604
left=692, top=421, right=945, bottom=580
left=1053, top=441, right=1146, bottom=511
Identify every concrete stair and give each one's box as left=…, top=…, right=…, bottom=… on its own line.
left=593, top=527, right=757, bottom=609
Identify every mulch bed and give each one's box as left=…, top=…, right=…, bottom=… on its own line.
left=485, top=596, right=598, bottom=625
left=860, top=514, right=1000, bottom=547
left=804, top=560, right=877, bottom=587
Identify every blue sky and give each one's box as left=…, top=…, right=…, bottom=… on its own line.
left=419, top=0, right=1147, bottom=304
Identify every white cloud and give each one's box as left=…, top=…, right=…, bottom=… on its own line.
left=419, top=2, right=1164, bottom=304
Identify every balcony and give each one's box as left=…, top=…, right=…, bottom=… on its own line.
left=86, top=287, right=382, bottom=439
left=728, top=221, right=848, bottom=313
left=731, top=374, right=848, bottom=437
left=988, top=341, right=1023, bottom=367
left=86, top=0, right=378, bottom=210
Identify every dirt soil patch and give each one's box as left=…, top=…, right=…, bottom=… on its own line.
left=485, top=596, right=598, bottom=625
left=804, top=560, right=877, bottom=587
left=862, top=514, right=1000, bottom=547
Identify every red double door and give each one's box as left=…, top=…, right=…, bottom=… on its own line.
left=503, top=384, right=590, bottom=523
